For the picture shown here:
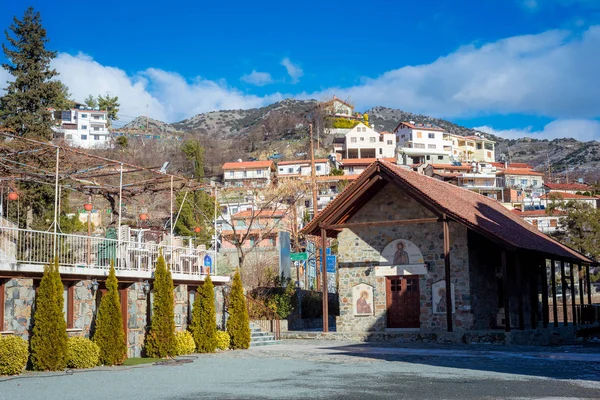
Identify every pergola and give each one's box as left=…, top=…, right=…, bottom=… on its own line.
left=0, top=128, right=208, bottom=256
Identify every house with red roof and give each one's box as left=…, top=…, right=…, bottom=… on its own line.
left=544, top=182, right=593, bottom=194
left=222, top=160, right=275, bottom=188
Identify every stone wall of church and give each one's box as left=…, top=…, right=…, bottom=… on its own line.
left=336, top=183, right=473, bottom=333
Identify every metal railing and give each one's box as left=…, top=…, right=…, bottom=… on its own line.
left=0, top=226, right=212, bottom=276
left=576, top=304, right=600, bottom=325
left=246, top=295, right=280, bottom=340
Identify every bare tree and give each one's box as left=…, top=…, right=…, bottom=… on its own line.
left=219, top=179, right=306, bottom=271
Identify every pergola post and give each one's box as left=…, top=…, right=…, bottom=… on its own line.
left=52, top=148, right=60, bottom=259
left=560, top=261, right=568, bottom=326
left=501, top=250, right=510, bottom=332
left=516, top=256, right=525, bottom=330
left=578, top=264, right=584, bottom=309
left=550, top=259, right=558, bottom=327
left=585, top=264, right=592, bottom=305
left=569, top=263, right=577, bottom=326
left=117, top=163, right=123, bottom=269
left=540, top=259, right=549, bottom=328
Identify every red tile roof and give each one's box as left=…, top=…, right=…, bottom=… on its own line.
left=540, top=192, right=597, bottom=200
left=497, top=169, right=544, bottom=176
left=231, top=209, right=286, bottom=219
left=511, top=209, right=567, bottom=217
left=303, top=160, right=591, bottom=263
left=222, top=161, right=274, bottom=170
left=393, top=121, right=445, bottom=132
left=277, top=159, right=329, bottom=166
left=342, top=158, right=395, bottom=166
left=544, top=182, right=592, bottom=191
left=491, top=162, right=534, bottom=169
left=430, top=164, right=473, bottom=171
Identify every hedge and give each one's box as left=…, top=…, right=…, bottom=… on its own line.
left=215, top=331, right=230, bottom=351
left=67, top=337, right=100, bottom=369
left=190, top=275, right=217, bottom=353
left=226, top=270, right=251, bottom=350
left=0, top=336, right=28, bottom=375
left=145, top=253, right=176, bottom=358
left=174, top=331, right=196, bottom=356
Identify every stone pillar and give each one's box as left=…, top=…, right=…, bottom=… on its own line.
left=4, top=278, right=35, bottom=338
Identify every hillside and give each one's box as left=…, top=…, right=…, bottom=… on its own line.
left=123, top=99, right=600, bottom=180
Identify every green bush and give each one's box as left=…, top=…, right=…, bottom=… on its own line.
left=226, top=270, right=251, bottom=350
left=93, top=264, right=127, bottom=366
left=215, top=331, right=230, bottom=350
left=174, top=331, right=196, bottom=356
left=30, top=259, right=68, bottom=371
left=145, top=253, right=176, bottom=358
left=190, top=275, right=217, bottom=353
left=0, top=335, right=28, bottom=375
left=67, top=337, right=100, bottom=369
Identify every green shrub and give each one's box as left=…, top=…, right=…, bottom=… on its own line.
left=30, top=259, right=68, bottom=371
left=145, top=253, right=176, bottom=358
left=67, top=337, right=100, bottom=369
left=226, top=270, right=251, bottom=350
left=190, top=275, right=217, bottom=353
left=93, top=264, right=127, bottom=366
left=0, top=335, right=28, bottom=375
left=215, top=331, right=230, bottom=350
left=174, top=332, right=196, bottom=356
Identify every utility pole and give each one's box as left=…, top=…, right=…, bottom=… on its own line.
left=310, top=123, right=321, bottom=288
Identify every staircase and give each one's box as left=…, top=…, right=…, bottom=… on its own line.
left=250, top=323, right=279, bottom=347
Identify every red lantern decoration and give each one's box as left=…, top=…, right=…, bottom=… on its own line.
left=194, top=227, right=201, bottom=233
left=7, top=192, right=18, bottom=201
left=83, top=203, right=93, bottom=211
left=139, top=213, right=149, bottom=221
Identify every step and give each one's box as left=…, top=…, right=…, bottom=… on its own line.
left=251, top=335, right=276, bottom=342
left=251, top=331, right=272, bottom=338
left=250, top=339, right=280, bottom=347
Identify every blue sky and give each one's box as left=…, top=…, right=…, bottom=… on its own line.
left=2, top=0, right=600, bottom=140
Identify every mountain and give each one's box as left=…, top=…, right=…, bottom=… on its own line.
left=122, top=99, right=600, bottom=180
left=121, top=116, right=179, bottom=133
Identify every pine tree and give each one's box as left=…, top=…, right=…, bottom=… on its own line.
left=84, top=94, right=98, bottom=108
left=174, top=190, right=216, bottom=247
left=30, top=259, right=68, bottom=371
left=145, top=253, right=176, bottom=358
left=190, top=275, right=217, bottom=353
left=97, top=93, right=120, bottom=125
left=93, top=264, right=127, bottom=365
left=0, top=7, right=62, bottom=139
left=226, top=270, right=250, bottom=350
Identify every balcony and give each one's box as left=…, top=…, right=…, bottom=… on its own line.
left=0, top=226, right=226, bottom=282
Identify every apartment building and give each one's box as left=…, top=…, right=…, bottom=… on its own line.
left=222, top=160, right=275, bottom=188
left=340, top=158, right=396, bottom=175
left=336, top=124, right=396, bottom=159
left=394, top=121, right=452, bottom=164
left=276, top=159, right=330, bottom=177
left=53, top=106, right=110, bottom=148
left=451, top=135, right=495, bottom=163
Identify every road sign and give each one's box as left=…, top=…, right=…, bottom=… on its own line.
left=290, top=252, right=308, bottom=261
left=203, top=254, right=213, bottom=268
left=326, top=255, right=336, bottom=273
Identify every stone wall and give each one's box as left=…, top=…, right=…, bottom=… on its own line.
left=72, top=280, right=94, bottom=336
left=126, top=282, right=148, bottom=358
left=335, top=183, right=473, bottom=333
left=3, top=278, right=35, bottom=337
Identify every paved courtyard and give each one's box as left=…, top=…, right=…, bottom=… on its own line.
left=2, top=340, right=600, bottom=399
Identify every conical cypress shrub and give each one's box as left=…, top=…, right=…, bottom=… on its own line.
left=226, top=270, right=250, bottom=350
left=93, top=263, right=127, bottom=365
left=30, top=259, right=68, bottom=371
left=145, top=253, right=175, bottom=358
left=190, top=275, right=217, bottom=353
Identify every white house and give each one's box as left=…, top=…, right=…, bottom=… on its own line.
left=53, top=106, right=110, bottom=149
left=340, top=158, right=396, bottom=175
left=540, top=192, right=598, bottom=210
left=337, top=123, right=396, bottom=159
left=222, top=160, right=275, bottom=188
left=394, top=121, right=452, bottom=164
left=277, top=159, right=331, bottom=177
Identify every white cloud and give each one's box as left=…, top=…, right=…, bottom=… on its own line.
left=308, top=26, right=600, bottom=122
left=0, top=67, right=12, bottom=95
left=51, top=52, right=283, bottom=123
left=519, top=0, right=600, bottom=11
left=280, top=58, right=304, bottom=84
left=520, top=0, right=539, bottom=11
left=240, top=70, right=274, bottom=86
left=474, top=119, right=600, bottom=141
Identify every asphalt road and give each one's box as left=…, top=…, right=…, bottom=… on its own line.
left=2, top=340, right=600, bottom=400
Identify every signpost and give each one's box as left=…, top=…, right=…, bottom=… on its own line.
left=290, top=252, right=308, bottom=261
left=203, top=254, right=212, bottom=274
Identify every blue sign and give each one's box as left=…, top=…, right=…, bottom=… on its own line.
left=326, top=255, right=336, bottom=273
left=203, top=254, right=213, bottom=268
